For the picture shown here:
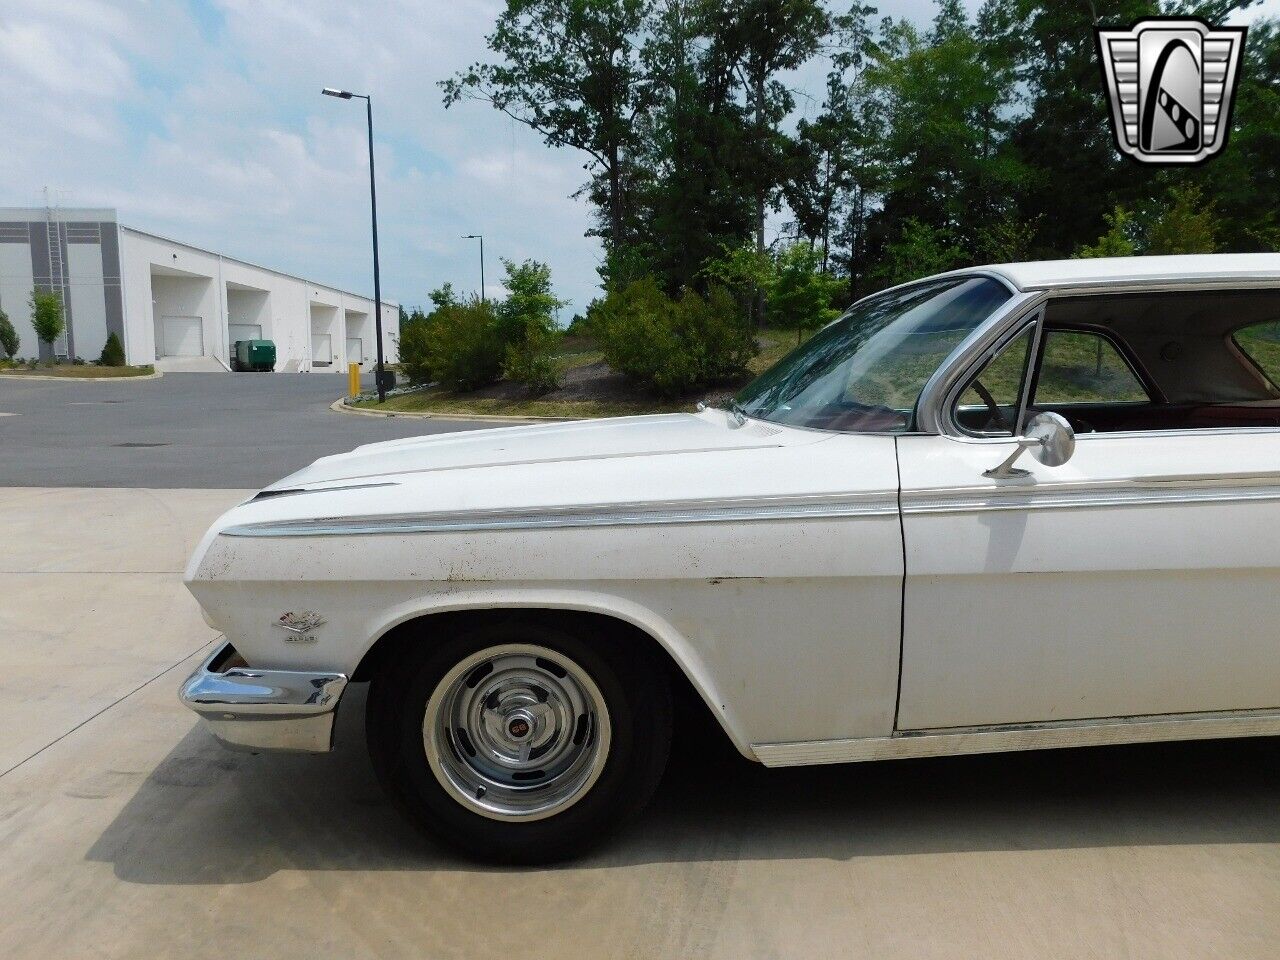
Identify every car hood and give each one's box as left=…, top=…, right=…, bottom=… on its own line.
left=265, top=411, right=810, bottom=490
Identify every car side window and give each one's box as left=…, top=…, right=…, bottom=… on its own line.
left=954, top=326, right=1035, bottom=436
left=1232, top=320, right=1280, bottom=389
left=1033, top=330, right=1150, bottom=405
left=964, top=291, right=1280, bottom=436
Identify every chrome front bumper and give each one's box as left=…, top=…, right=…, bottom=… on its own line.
left=179, top=642, right=349, bottom=753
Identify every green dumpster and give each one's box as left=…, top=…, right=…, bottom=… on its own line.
left=231, top=339, right=276, bottom=372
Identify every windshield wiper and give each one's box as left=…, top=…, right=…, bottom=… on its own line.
left=729, top=400, right=747, bottom=427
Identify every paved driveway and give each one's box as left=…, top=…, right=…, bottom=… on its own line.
left=0, top=372, right=490, bottom=488
left=1, top=487, right=1278, bottom=959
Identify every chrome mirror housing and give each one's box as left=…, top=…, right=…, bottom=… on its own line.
left=984, top=412, right=1076, bottom=479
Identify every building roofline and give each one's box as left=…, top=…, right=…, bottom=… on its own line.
left=120, top=224, right=398, bottom=310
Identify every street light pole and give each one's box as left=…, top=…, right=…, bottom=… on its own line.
left=323, top=86, right=387, bottom=402
left=462, top=234, right=485, bottom=303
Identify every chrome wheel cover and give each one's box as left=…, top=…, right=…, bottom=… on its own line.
left=423, top=643, right=612, bottom=822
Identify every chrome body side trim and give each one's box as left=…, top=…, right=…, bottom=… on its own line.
left=901, top=475, right=1280, bottom=515
left=179, top=642, right=348, bottom=753
left=753, top=708, right=1280, bottom=767
left=220, top=492, right=901, bottom=538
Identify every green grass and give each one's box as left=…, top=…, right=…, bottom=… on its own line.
left=1233, top=326, right=1280, bottom=388
left=0, top=364, right=155, bottom=378
left=364, top=387, right=690, bottom=419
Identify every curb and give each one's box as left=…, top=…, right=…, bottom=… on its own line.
left=329, top=398, right=576, bottom=423
left=0, top=369, right=163, bottom=383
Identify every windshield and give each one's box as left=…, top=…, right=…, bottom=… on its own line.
left=735, top=276, right=1012, bottom=432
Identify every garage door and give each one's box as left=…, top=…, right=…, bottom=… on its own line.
left=311, top=334, right=332, bottom=365
left=229, top=323, right=262, bottom=344
left=161, top=316, right=204, bottom=357
left=346, top=337, right=363, bottom=365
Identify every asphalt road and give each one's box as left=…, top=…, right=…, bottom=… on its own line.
left=0, top=372, right=491, bottom=488
left=3, top=487, right=1278, bottom=960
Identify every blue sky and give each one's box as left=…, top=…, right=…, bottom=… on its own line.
left=0, top=0, right=1275, bottom=317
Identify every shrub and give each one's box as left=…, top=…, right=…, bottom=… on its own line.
left=0, top=309, right=17, bottom=358
left=100, top=332, right=126, bottom=367
left=496, top=259, right=566, bottom=394
left=503, top=319, right=563, bottom=396
left=396, top=317, right=434, bottom=386
left=400, top=298, right=504, bottom=392
left=595, top=278, right=756, bottom=398
left=29, top=290, right=65, bottom=348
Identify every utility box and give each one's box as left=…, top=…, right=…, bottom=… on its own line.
left=231, top=339, right=276, bottom=372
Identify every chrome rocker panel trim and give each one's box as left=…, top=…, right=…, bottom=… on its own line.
left=179, top=642, right=348, bottom=753
left=753, top=708, right=1280, bottom=767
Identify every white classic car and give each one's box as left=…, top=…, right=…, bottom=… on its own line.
left=183, top=253, right=1280, bottom=862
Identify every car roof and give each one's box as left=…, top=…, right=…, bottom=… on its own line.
left=940, top=253, right=1280, bottom=292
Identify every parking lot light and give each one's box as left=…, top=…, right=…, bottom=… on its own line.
left=321, top=85, right=387, bottom=402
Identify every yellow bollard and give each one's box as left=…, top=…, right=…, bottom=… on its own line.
left=348, top=362, right=361, bottom=400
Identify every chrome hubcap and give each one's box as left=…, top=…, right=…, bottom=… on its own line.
left=423, top=643, right=611, bottom=821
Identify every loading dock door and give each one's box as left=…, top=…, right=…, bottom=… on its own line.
left=228, top=323, right=262, bottom=344
left=311, top=334, right=333, bottom=365
left=346, top=337, right=363, bottom=365
left=161, top=316, right=204, bottom=357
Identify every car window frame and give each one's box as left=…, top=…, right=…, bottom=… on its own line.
left=952, top=320, right=1041, bottom=438
left=1025, top=322, right=1163, bottom=410
left=1226, top=320, right=1280, bottom=397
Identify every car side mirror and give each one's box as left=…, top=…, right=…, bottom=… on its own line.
left=983, top=412, right=1076, bottom=479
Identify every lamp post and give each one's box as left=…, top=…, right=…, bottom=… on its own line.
left=322, top=86, right=387, bottom=402
left=462, top=234, right=485, bottom=303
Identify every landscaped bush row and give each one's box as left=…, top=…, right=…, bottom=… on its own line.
left=396, top=239, right=862, bottom=403
left=398, top=259, right=568, bottom=395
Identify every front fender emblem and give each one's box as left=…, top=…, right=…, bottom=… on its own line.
left=275, top=611, right=326, bottom=642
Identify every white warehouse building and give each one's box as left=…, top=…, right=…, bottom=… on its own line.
left=0, top=207, right=398, bottom=372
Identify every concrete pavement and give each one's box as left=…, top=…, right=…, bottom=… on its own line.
left=1, top=487, right=1279, bottom=959
left=0, top=372, right=490, bottom=488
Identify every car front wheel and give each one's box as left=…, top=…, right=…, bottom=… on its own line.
left=366, top=616, right=672, bottom=863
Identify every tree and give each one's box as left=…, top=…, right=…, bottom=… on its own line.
left=630, top=0, right=755, bottom=294
left=429, top=282, right=460, bottom=309
left=1075, top=206, right=1137, bottom=259
left=29, top=291, right=64, bottom=352
left=1146, top=185, right=1219, bottom=256
left=858, top=3, right=1027, bottom=278
left=495, top=259, right=564, bottom=344
left=0, top=308, right=17, bottom=358
left=99, top=332, right=126, bottom=367
left=496, top=259, right=568, bottom=393
left=442, top=0, right=652, bottom=252
left=873, top=218, right=967, bottom=286
left=767, top=242, right=843, bottom=343
left=712, top=0, right=831, bottom=323
left=977, top=213, right=1043, bottom=263
left=701, top=242, right=775, bottom=307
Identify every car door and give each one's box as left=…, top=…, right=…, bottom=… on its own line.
left=895, top=290, right=1280, bottom=730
